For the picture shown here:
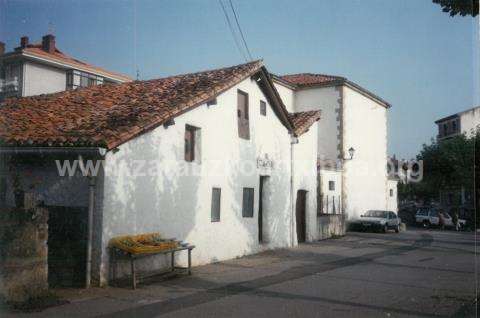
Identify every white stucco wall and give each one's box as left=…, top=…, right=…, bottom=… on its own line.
left=342, top=86, right=388, bottom=220
left=292, top=123, right=318, bottom=242
left=273, top=82, right=296, bottom=113
left=294, top=86, right=341, bottom=161
left=460, top=107, right=480, bottom=136
left=386, top=179, right=398, bottom=212
left=23, top=61, right=66, bottom=96
left=99, top=77, right=293, bottom=284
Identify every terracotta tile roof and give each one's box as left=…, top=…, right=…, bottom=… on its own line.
left=15, top=44, right=131, bottom=82
left=288, top=110, right=321, bottom=136
left=0, top=60, right=269, bottom=150
left=280, top=73, right=345, bottom=87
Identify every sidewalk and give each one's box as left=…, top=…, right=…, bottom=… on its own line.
left=1, top=247, right=315, bottom=318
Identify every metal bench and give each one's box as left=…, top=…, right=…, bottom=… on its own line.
left=110, top=243, right=195, bottom=289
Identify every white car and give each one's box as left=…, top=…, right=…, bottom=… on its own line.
left=415, top=208, right=465, bottom=228
left=351, top=210, right=401, bottom=233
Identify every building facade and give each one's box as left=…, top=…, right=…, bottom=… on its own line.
left=0, top=34, right=131, bottom=99
left=435, top=106, right=480, bottom=140
left=0, top=61, right=323, bottom=287
left=273, top=73, right=392, bottom=222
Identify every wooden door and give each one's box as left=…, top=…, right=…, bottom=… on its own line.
left=296, top=190, right=307, bottom=243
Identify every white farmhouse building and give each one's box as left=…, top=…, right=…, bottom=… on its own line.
left=435, top=105, right=480, bottom=140
left=0, top=34, right=131, bottom=99
left=0, top=61, right=322, bottom=287
left=272, top=73, right=392, bottom=222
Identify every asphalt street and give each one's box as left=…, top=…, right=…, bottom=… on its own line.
left=4, top=228, right=478, bottom=317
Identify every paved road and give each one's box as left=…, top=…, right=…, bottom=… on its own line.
left=4, top=229, right=479, bottom=317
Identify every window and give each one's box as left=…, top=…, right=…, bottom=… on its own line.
left=260, top=100, right=266, bottom=116
left=207, top=98, right=217, bottom=106
left=328, top=181, right=335, bottom=191
left=66, top=70, right=102, bottom=90
left=390, top=189, right=393, bottom=197
left=452, top=120, right=457, bottom=132
left=242, top=187, right=254, bottom=217
left=237, top=90, right=250, bottom=139
left=211, top=188, right=221, bottom=222
left=184, top=125, right=201, bottom=163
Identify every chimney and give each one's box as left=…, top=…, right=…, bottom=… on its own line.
left=0, top=42, right=4, bottom=55
left=42, top=34, right=55, bottom=54
left=20, top=36, right=29, bottom=48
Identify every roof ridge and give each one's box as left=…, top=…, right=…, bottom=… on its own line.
left=144, top=60, right=263, bottom=83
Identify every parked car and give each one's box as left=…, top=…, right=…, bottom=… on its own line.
left=415, top=208, right=466, bottom=229
left=351, top=210, right=401, bottom=233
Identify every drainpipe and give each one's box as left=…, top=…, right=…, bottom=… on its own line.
left=290, top=135, right=299, bottom=246
left=78, top=155, right=96, bottom=288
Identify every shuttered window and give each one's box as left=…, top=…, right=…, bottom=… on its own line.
left=211, top=188, right=221, bottom=222
left=185, top=125, right=196, bottom=162
left=242, top=187, right=254, bottom=217
left=237, top=90, right=250, bottom=139
left=260, top=100, right=266, bottom=116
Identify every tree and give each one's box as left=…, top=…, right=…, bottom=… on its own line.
left=433, top=0, right=479, bottom=17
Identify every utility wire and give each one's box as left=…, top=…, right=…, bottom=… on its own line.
left=218, top=0, right=248, bottom=62
left=228, top=0, right=253, bottom=61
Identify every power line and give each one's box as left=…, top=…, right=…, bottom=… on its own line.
left=228, top=0, right=253, bottom=61
left=218, top=0, right=248, bottom=62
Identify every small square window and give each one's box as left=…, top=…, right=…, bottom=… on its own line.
left=242, top=187, right=254, bottom=217
left=260, top=100, right=266, bottom=116
left=328, top=181, right=335, bottom=191
left=207, top=98, right=217, bottom=106
left=211, top=188, right=221, bottom=222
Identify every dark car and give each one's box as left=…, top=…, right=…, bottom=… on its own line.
left=351, top=210, right=401, bottom=233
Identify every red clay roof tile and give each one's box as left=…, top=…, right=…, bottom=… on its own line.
left=0, top=60, right=265, bottom=150
left=288, top=110, right=321, bottom=136
left=280, top=73, right=345, bottom=87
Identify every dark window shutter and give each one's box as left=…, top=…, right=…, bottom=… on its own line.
left=242, top=187, right=254, bottom=217
left=211, top=188, right=221, bottom=222
left=260, top=100, right=266, bottom=116
left=185, top=125, right=195, bottom=162
left=237, top=90, right=250, bottom=139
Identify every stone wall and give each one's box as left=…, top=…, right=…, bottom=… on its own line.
left=317, top=214, right=346, bottom=240
left=0, top=207, right=48, bottom=303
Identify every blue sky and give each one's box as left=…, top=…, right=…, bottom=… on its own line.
left=1, top=0, right=478, bottom=158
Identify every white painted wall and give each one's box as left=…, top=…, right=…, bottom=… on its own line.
left=292, top=123, right=318, bottom=242
left=99, top=77, right=293, bottom=284
left=342, top=86, right=388, bottom=220
left=386, top=179, right=398, bottom=212
left=273, top=82, right=296, bottom=113
left=23, top=61, right=66, bottom=96
left=294, top=86, right=341, bottom=161
left=460, top=107, right=480, bottom=136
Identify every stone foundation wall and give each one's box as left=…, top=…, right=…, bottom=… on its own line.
left=317, top=214, right=346, bottom=240
left=0, top=207, right=48, bottom=303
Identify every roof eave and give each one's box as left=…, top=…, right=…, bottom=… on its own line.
left=2, top=50, right=132, bottom=83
